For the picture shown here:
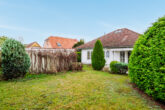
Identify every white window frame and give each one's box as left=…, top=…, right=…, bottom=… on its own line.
left=106, top=51, right=110, bottom=58
left=87, top=51, right=90, bottom=60
left=120, top=51, right=125, bottom=63
left=128, top=51, right=131, bottom=63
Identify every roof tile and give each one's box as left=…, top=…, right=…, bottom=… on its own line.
left=77, top=28, right=140, bottom=49
left=44, top=36, right=78, bottom=49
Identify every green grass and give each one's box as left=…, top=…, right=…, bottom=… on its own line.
left=0, top=65, right=162, bottom=110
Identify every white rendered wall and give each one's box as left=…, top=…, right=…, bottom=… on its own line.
left=81, top=48, right=133, bottom=65
left=81, top=49, right=93, bottom=64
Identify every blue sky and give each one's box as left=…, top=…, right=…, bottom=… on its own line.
left=0, top=0, right=165, bottom=46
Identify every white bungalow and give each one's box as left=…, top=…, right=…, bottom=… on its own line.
left=77, top=28, right=140, bottom=65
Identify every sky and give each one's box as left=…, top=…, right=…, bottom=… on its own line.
left=0, top=0, right=165, bottom=46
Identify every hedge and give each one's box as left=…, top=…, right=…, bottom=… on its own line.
left=110, top=61, right=128, bottom=74
left=129, top=16, right=165, bottom=103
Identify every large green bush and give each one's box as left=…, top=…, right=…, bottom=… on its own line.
left=129, top=16, right=165, bottom=102
left=110, top=61, right=128, bottom=74
left=92, top=40, right=105, bottom=70
left=1, top=39, right=30, bottom=80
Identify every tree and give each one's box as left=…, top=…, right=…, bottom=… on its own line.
left=0, top=36, right=8, bottom=47
left=73, top=39, right=84, bottom=48
left=1, top=39, right=30, bottom=80
left=129, top=16, right=165, bottom=102
left=73, top=39, right=85, bottom=62
left=92, top=40, right=105, bottom=70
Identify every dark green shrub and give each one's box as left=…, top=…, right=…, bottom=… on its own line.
left=1, top=39, right=30, bottom=80
left=110, top=61, right=128, bottom=74
left=92, top=40, right=105, bottom=70
left=116, top=63, right=128, bottom=74
left=76, top=51, right=81, bottom=62
left=129, top=16, right=165, bottom=102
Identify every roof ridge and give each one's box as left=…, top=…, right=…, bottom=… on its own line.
left=77, top=28, right=140, bottom=49
left=122, top=28, right=141, bottom=35
left=26, top=42, right=40, bottom=48
left=48, top=36, right=77, bottom=41
left=77, top=28, right=122, bottom=48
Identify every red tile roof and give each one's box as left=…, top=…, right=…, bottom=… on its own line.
left=77, top=28, right=140, bottom=49
left=44, top=36, right=78, bottom=49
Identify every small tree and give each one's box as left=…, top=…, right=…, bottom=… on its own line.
left=1, top=39, right=30, bottom=80
left=73, top=39, right=84, bottom=48
left=92, top=40, right=105, bottom=70
left=73, top=39, right=85, bottom=62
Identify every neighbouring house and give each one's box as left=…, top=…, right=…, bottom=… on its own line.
left=77, top=28, right=140, bottom=65
left=43, top=36, right=78, bottom=49
left=26, top=42, right=41, bottom=49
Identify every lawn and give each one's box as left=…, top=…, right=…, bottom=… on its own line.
left=0, top=65, right=162, bottom=110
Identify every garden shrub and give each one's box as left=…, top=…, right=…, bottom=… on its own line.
left=1, top=39, right=30, bottom=80
left=110, top=61, right=119, bottom=73
left=92, top=40, right=105, bottom=70
left=76, top=51, right=81, bottom=62
left=129, top=16, right=165, bottom=103
left=110, top=61, right=128, bottom=74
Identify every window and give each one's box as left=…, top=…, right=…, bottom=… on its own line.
left=106, top=51, right=110, bottom=58
left=114, top=29, right=122, bottom=34
left=120, top=51, right=125, bottom=63
left=87, top=51, right=90, bottom=60
left=128, top=51, right=131, bottom=62
left=56, top=42, right=61, bottom=47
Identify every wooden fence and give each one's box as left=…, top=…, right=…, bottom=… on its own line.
left=26, top=49, right=77, bottom=74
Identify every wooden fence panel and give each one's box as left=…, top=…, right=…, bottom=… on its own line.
left=26, top=49, right=77, bottom=74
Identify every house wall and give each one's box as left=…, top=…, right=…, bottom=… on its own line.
left=32, top=43, right=41, bottom=48
left=43, top=40, right=52, bottom=48
left=81, top=48, right=133, bottom=65
left=81, top=49, right=93, bottom=64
